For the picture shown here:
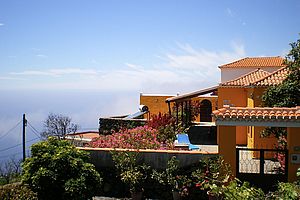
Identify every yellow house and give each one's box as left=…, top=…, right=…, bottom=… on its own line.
left=213, top=106, right=300, bottom=182
left=218, top=57, right=285, bottom=145
left=218, top=66, right=289, bottom=148
left=140, top=90, right=218, bottom=123
left=141, top=57, right=285, bottom=145
left=140, top=93, right=175, bottom=117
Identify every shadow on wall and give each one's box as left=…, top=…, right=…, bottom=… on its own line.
left=188, top=125, right=217, bottom=145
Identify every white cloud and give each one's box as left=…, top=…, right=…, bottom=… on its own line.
left=36, top=54, right=48, bottom=58
left=164, top=43, right=245, bottom=70
left=0, top=23, right=4, bottom=26
left=0, top=76, right=26, bottom=81
left=10, top=68, right=98, bottom=77
left=3, top=43, right=246, bottom=93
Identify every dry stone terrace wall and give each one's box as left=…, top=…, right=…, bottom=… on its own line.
left=79, top=147, right=217, bottom=169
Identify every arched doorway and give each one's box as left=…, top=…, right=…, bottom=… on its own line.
left=200, top=100, right=212, bottom=122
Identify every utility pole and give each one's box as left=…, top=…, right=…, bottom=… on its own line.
left=22, top=114, right=27, bottom=162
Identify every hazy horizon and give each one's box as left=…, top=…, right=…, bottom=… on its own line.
left=1, top=0, right=300, bottom=161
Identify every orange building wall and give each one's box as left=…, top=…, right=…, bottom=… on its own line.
left=140, top=94, right=174, bottom=118
left=140, top=94, right=217, bottom=122
left=218, top=125, right=237, bottom=176
left=193, top=96, right=218, bottom=122
left=246, top=87, right=278, bottom=152
left=252, top=87, right=266, bottom=107
left=287, top=127, right=300, bottom=182
left=218, top=87, right=248, bottom=145
left=247, top=126, right=278, bottom=159
left=217, top=87, right=248, bottom=108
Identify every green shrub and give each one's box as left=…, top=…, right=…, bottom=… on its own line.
left=111, top=151, right=150, bottom=194
left=0, top=182, right=37, bottom=200
left=191, top=156, right=232, bottom=191
left=22, top=137, right=102, bottom=200
left=209, top=179, right=264, bottom=200
left=99, top=117, right=146, bottom=135
left=266, top=182, right=300, bottom=200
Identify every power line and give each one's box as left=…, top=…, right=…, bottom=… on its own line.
left=0, top=143, right=22, bottom=153
left=27, top=121, right=42, bottom=139
left=0, top=120, right=22, bottom=140
left=0, top=137, right=40, bottom=153
left=0, top=151, right=23, bottom=159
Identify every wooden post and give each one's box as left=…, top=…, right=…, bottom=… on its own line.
left=22, top=114, right=27, bottom=162
left=167, top=101, right=172, bottom=116
left=181, top=102, right=184, bottom=126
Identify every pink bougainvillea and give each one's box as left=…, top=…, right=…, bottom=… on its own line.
left=88, top=126, right=174, bottom=150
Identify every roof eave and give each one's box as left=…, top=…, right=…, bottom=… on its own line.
left=166, top=85, right=218, bottom=103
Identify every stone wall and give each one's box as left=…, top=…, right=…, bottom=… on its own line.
left=79, top=147, right=217, bottom=169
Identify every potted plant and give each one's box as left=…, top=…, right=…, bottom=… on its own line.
left=190, top=156, right=232, bottom=199
left=111, top=150, right=150, bottom=200
left=152, top=156, right=187, bottom=200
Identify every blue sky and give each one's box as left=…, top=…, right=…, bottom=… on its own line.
left=0, top=0, right=300, bottom=160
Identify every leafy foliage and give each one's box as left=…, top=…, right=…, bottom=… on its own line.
left=209, top=179, right=265, bottom=200
left=262, top=37, right=300, bottom=107
left=152, top=156, right=233, bottom=199
left=261, top=37, right=300, bottom=170
left=0, top=182, right=38, bottom=200
left=99, top=117, right=146, bottom=135
left=266, top=182, right=300, bottom=200
left=41, top=113, right=79, bottom=139
left=147, top=113, right=176, bottom=144
left=152, top=156, right=186, bottom=191
left=0, top=158, right=22, bottom=185
left=22, top=137, right=102, bottom=200
left=297, top=167, right=300, bottom=182
left=191, top=156, right=232, bottom=191
left=111, top=151, right=150, bottom=193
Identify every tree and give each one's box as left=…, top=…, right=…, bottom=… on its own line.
left=22, top=137, right=102, bottom=200
left=0, top=158, right=22, bottom=185
left=41, top=113, right=79, bottom=139
left=261, top=36, right=300, bottom=146
left=262, top=36, right=300, bottom=107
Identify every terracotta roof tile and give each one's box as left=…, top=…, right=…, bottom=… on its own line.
left=212, top=105, right=300, bottom=121
left=219, top=57, right=285, bottom=68
left=251, top=67, right=289, bottom=86
left=221, top=69, right=270, bottom=87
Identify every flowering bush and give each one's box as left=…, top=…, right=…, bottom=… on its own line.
left=89, top=126, right=173, bottom=150
left=147, top=113, right=176, bottom=144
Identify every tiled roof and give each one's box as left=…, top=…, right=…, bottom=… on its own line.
left=213, top=105, right=300, bottom=121
left=219, top=57, right=285, bottom=68
left=251, top=67, right=289, bottom=86
left=221, top=69, right=270, bottom=87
